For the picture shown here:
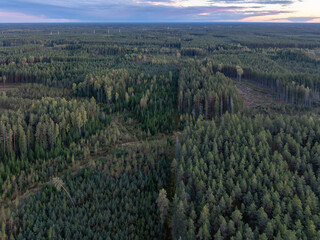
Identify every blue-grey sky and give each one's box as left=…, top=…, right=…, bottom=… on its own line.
left=0, top=0, right=319, bottom=23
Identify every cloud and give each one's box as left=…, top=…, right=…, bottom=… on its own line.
left=307, top=18, right=320, bottom=23
left=88, top=5, right=242, bottom=22
left=210, top=0, right=299, bottom=5
left=239, top=9, right=293, bottom=22
left=13, top=0, right=132, bottom=8
left=1, top=1, right=244, bottom=22
left=0, top=10, right=78, bottom=22
left=0, top=0, right=318, bottom=22
left=286, top=16, right=318, bottom=22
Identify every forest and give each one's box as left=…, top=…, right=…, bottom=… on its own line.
left=0, top=23, right=320, bottom=239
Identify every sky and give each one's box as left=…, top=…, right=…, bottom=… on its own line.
left=0, top=0, right=319, bottom=23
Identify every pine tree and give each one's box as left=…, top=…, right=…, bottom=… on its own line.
left=157, top=188, right=169, bottom=233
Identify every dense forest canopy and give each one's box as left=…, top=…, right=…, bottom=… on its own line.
left=173, top=114, right=320, bottom=239
left=0, top=23, right=320, bottom=239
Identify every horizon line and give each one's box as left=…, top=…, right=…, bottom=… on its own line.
left=0, top=21, right=319, bottom=24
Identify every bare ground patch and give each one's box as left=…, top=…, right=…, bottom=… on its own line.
left=235, top=79, right=283, bottom=108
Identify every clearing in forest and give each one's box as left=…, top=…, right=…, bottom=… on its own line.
left=235, top=79, right=282, bottom=108
left=0, top=83, right=22, bottom=92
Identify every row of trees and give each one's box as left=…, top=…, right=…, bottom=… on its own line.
left=178, top=63, right=242, bottom=119
left=203, top=61, right=320, bottom=107
left=6, top=83, right=70, bottom=99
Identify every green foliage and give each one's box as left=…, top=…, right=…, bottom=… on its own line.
left=73, top=68, right=177, bottom=134
left=172, top=113, right=320, bottom=239
left=0, top=95, right=108, bottom=200
left=1, top=23, right=320, bottom=240
left=8, top=141, right=170, bottom=239
left=178, top=62, right=242, bottom=119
